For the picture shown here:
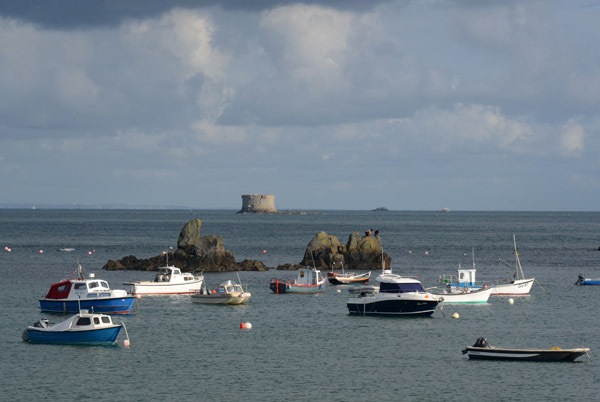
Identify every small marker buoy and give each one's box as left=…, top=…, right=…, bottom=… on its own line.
left=508, top=298, right=515, bottom=304
left=122, top=339, right=130, bottom=347
left=169, top=246, right=173, bottom=250
left=244, top=322, right=252, bottom=329
left=424, top=251, right=429, bottom=255
left=135, top=294, right=141, bottom=299
left=39, top=250, right=43, bottom=254
left=451, top=312, right=459, bottom=319
left=240, top=322, right=245, bottom=329
left=88, top=251, right=92, bottom=255
left=336, top=289, right=341, bottom=293
left=7, top=248, right=11, bottom=252
left=92, top=249, right=96, bottom=252
left=408, top=250, right=412, bottom=254
left=263, top=250, right=267, bottom=254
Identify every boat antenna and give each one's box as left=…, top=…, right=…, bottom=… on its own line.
left=78, top=262, right=84, bottom=280
left=472, top=248, right=476, bottom=270
left=311, top=252, right=317, bottom=269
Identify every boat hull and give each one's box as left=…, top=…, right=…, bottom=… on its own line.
left=490, top=278, right=534, bottom=295
left=463, top=346, right=590, bottom=362
left=125, top=280, right=204, bottom=295
left=347, top=297, right=439, bottom=316
left=26, top=325, right=122, bottom=345
left=438, top=287, right=493, bottom=304
left=269, top=280, right=326, bottom=293
left=191, top=293, right=251, bottom=305
left=327, top=273, right=370, bottom=285
left=39, top=297, right=135, bottom=314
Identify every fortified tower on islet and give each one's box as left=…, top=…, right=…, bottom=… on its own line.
left=239, top=194, right=277, bottom=213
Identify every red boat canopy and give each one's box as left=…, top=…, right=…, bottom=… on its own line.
left=45, top=280, right=72, bottom=299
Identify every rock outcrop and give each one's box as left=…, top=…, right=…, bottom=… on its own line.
left=288, top=231, right=391, bottom=270
left=103, top=219, right=270, bottom=272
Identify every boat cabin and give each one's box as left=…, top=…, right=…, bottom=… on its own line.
left=457, top=267, right=476, bottom=286
left=45, top=277, right=116, bottom=300
left=295, top=268, right=324, bottom=286
left=154, top=266, right=196, bottom=283
left=440, top=264, right=477, bottom=288
left=73, top=311, right=114, bottom=328
left=217, top=280, right=244, bottom=294
left=379, top=281, right=425, bottom=293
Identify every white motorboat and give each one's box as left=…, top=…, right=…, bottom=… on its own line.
left=440, top=237, right=534, bottom=297
left=191, top=280, right=251, bottom=305
left=462, top=337, right=590, bottom=362
left=347, top=268, right=443, bottom=316
left=124, top=263, right=204, bottom=296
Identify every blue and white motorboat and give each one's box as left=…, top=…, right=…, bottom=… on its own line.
left=39, top=264, right=135, bottom=314
left=346, top=268, right=443, bottom=316
left=575, top=274, right=600, bottom=285
left=22, top=310, right=125, bottom=345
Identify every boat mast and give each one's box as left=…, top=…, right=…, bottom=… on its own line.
left=513, top=235, right=525, bottom=280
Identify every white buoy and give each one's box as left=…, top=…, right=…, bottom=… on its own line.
left=508, top=298, right=515, bottom=304
left=244, top=322, right=252, bottom=329
left=451, top=312, right=460, bottom=319
left=336, top=289, right=341, bottom=293
left=39, top=250, right=43, bottom=254
left=122, top=339, right=130, bottom=347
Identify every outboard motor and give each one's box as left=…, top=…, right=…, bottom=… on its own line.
left=576, top=274, right=585, bottom=285
left=33, top=318, right=50, bottom=328
left=22, top=319, right=50, bottom=342
left=473, top=337, right=488, bottom=348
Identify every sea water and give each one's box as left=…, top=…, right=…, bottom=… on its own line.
left=1, top=209, right=599, bottom=401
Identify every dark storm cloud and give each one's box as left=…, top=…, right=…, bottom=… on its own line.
left=0, top=0, right=391, bottom=29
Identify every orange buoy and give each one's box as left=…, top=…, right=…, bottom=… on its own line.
left=240, top=322, right=245, bottom=329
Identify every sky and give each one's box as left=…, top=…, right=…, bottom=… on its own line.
left=0, top=0, right=599, bottom=211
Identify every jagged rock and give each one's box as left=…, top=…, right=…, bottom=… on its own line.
left=238, top=259, right=270, bottom=271
left=300, top=231, right=391, bottom=270
left=275, top=263, right=305, bottom=270
left=103, top=219, right=270, bottom=272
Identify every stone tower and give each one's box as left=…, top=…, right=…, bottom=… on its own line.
left=239, top=194, right=277, bottom=213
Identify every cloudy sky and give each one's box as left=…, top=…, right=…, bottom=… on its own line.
left=1, top=0, right=599, bottom=211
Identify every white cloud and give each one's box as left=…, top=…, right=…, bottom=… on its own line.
left=191, top=120, right=248, bottom=144
left=260, top=4, right=354, bottom=91
left=411, top=104, right=534, bottom=151
left=559, top=119, right=585, bottom=156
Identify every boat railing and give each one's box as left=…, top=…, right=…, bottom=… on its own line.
left=439, top=274, right=457, bottom=284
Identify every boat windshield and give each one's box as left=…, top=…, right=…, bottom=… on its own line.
left=380, top=282, right=425, bottom=293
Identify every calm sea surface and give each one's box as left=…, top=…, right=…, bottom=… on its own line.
left=1, top=209, right=599, bottom=401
